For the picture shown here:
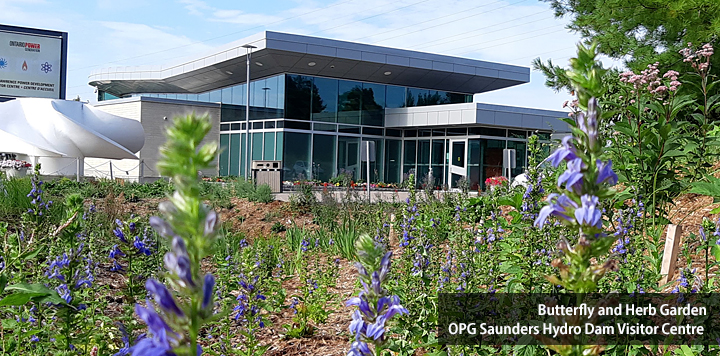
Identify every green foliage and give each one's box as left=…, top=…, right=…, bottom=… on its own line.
left=542, top=0, right=720, bottom=72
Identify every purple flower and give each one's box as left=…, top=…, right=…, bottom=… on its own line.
left=201, top=274, right=215, bottom=310
left=163, top=237, right=195, bottom=288
left=113, top=228, right=127, bottom=243
left=535, top=193, right=578, bottom=228
left=596, top=159, right=618, bottom=186
left=574, top=195, right=602, bottom=228
left=132, top=303, right=181, bottom=356
left=557, top=158, right=584, bottom=193
left=109, top=245, right=126, bottom=259
left=145, top=279, right=184, bottom=317
left=547, top=136, right=578, bottom=167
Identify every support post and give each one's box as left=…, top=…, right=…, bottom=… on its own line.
left=76, top=157, right=81, bottom=182
left=109, top=161, right=114, bottom=180
left=139, top=159, right=144, bottom=182
left=659, top=224, right=683, bottom=286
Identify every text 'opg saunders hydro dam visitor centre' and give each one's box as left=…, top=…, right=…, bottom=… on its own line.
left=88, top=31, right=568, bottom=190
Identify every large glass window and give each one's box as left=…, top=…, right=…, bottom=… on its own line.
left=240, top=133, right=247, bottom=177
left=219, top=134, right=229, bottom=176
left=312, top=77, right=338, bottom=122
left=431, top=139, right=445, bottom=188
left=417, top=140, right=431, bottom=187
left=312, top=134, right=336, bottom=182
left=252, top=133, right=263, bottom=161
left=468, top=139, right=505, bottom=190
left=275, top=132, right=284, bottom=161
left=507, top=140, right=527, bottom=178
left=386, top=85, right=406, bottom=109
left=403, top=140, right=416, bottom=179
left=385, top=139, right=401, bottom=184
left=284, top=132, right=312, bottom=180
left=338, top=80, right=362, bottom=125
left=221, top=87, right=233, bottom=103
left=360, top=139, right=383, bottom=183
left=263, top=132, right=275, bottom=160
left=231, top=83, right=245, bottom=105
left=338, top=136, right=360, bottom=180
left=229, top=133, right=240, bottom=176
left=285, top=75, right=313, bottom=120
left=361, top=82, right=385, bottom=126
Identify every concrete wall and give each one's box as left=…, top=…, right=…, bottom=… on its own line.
left=93, top=97, right=221, bottom=180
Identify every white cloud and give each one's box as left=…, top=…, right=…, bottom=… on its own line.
left=211, top=9, right=283, bottom=25
left=179, top=0, right=212, bottom=17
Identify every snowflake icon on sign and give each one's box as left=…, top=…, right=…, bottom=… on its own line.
left=41, top=62, right=52, bottom=73
left=0, top=58, right=7, bottom=69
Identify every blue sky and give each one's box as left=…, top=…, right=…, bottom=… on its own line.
left=0, top=0, right=616, bottom=110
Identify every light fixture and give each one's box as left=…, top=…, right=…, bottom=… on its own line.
left=308, top=62, right=316, bottom=67
left=384, top=71, right=392, bottom=76
left=330, top=65, right=335, bottom=69
left=255, top=62, right=263, bottom=67
left=225, top=70, right=233, bottom=75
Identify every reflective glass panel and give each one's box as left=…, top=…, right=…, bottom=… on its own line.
left=312, top=134, right=336, bottom=182
left=219, top=134, right=229, bottom=176
left=285, top=75, right=313, bottom=120
left=283, top=132, right=312, bottom=180
left=263, top=132, right=275, bottom=160
left=385, top=139, right=401, bottom=184
left=361, top=82, right=385, bottom=126
left=312, top=77, right=338, bottom=122
left=229, top=133, right=240, bottom=176
left=338, top=80, right=362, bottom=124
left=337, top=136, right=360, bottom=180
left=386, top=85, right=406, bottom=108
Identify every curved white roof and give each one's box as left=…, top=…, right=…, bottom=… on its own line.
left=0, top=98, right=144, bottom=159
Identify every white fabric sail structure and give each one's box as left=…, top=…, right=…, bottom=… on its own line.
left=0, top=98, right=144, bottom=177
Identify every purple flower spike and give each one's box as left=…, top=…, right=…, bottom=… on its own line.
left=113, top=228, right=127, bottom=243
left=574, top=195, right=603, bottom=229
left=145, top=279, right=184, bottom=317
left=547, top=136, right=578, bottom=167
left=204, top=210, right=218, bottom=237
left=201, top=274, right=215, bottom=310
left=149, top=216, right=176, bottom=239
left=595, top=159, right=618, bottom=186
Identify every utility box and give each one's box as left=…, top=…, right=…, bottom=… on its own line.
left=251, top=160, right=282, bottom=193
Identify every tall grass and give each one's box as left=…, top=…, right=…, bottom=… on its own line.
left=0, top=177, right=32, bottom=218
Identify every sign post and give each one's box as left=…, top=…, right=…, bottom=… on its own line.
left=361, top=141, right=376, bottom=202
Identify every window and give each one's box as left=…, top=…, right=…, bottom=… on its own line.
left=403, top=140, right=417, bottom=180
left=338, top=125, right=361, bottom=134
left=231, top=123, right=241, bottom=131
left=404, top=129, right=417, bottom=137
left=221, top=87, right=233, bottom=103
left=361, top=82, right=385, bottom=126
left=285, top=75, right=313, bottom=120
left=509, top=130, right=526, bottom=139
left=252, top=133, right=263, bottom=161
left=314, top=123, right=336, bottom=132
left=338, top=80, right=362, bottom=124
left=231, top=83, right=245, bottom=105
left=386, top=129, right=402, bottom=137
left=209, top=89, right=221, bottom=103
left=338, top=136, right=360, bottom=180
left=283, top=132, right=311, bottom=180
left=220, top=124, right=230, bottom=131
left=432, top=128, right=446, bottom=136
left=229, top=133, right=240, bottom=176
left=447, top=127, right=467, bottom=136
left=418, top=129, right=432, bottom=137
left=386, top=85, right=406, bottom=109
left=385, top=139, right=401, bottom=184
left=362, top=127, right=383, bottom=136
left=312, top=77, right=338, bottom=122
left=313, top=134, right=336, bottom=182
left=469, top=127, right=506, bottom=137
left=264, top=121, right=275, bottom=129
left=219, top=134, right=229, bottom=176
left=263, top=132, right=275, bottom=160
left=252, top=122, right=263, bottom=130
left=284, top=120, right=311, bottom=130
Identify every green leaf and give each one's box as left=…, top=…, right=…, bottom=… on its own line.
left=0, top=275, right=7, bottom=295
left=712, top=245, right=720, bottom=261
left=0, top=293, right=43, bottom=306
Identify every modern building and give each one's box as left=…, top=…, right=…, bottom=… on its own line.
left=89, top=31, right=568, bottom=190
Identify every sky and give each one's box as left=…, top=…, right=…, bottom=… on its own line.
left=0, top=0, right=622, bottom=110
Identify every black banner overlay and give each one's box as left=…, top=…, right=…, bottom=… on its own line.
left=438, top=293, right=720, bottom=346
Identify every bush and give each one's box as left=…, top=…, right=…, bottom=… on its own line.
left=251, top=184, right=273, bottom=203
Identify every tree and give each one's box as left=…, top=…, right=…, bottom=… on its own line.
left=541, top=0, right=720, bottom=71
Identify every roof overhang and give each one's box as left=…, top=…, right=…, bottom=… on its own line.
left=384, top=102, right=570, bottom=132
left=89, top=31, right=530, bottom=97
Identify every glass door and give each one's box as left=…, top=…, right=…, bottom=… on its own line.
left=448, top=139, right=467, bottom=189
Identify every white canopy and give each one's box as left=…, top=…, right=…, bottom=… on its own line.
left=0, top=98, right=144, bottom=159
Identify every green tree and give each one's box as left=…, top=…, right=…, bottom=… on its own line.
left=541, top=0, right=720, bottom=72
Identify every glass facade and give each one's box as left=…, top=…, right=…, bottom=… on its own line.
left=104, top=72, right=553, bottom=189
